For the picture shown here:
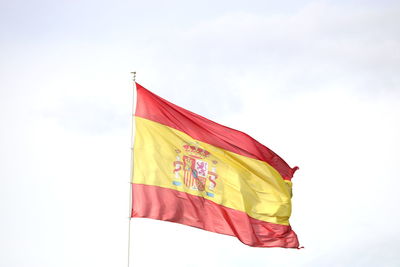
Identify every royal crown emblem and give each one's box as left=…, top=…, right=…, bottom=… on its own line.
left=173, top=142, right=218, bottom=197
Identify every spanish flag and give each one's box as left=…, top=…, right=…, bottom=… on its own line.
left=131, top=83, right=300, bottom=248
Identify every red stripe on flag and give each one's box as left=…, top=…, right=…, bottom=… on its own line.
left=135, top=83, right=298, bottom=180
left=131, top=183, right=299, bottom=248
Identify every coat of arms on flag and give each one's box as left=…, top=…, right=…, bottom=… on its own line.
left=173, top=143, right=218, bottom=197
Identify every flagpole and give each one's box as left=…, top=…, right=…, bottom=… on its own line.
left=128, top=71, right=137, bottom=267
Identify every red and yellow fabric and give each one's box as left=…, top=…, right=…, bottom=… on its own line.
left=131, top=83, right=300, bottom=248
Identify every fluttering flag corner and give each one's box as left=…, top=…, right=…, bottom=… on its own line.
left=130, top=82, right=300, bottom=248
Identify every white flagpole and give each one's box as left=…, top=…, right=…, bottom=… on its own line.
left=128, top=71, right=137, bottom=267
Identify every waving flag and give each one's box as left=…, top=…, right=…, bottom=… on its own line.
left=131, top=83, right=300, bottom=248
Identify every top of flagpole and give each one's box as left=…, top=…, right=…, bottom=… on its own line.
left=130, top=71, right=136, bottom=82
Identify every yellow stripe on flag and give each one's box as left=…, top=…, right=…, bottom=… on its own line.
left=133, top=117, right=293, bottom=225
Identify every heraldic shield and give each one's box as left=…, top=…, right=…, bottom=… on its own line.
left=173, top=143, right=218, bottom=196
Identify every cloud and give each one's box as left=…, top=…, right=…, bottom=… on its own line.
left=42, top=97, right=128, bottom=135
left=147, top=1, right=400, bottom=97
left=1, top=1, right=400, bottom=267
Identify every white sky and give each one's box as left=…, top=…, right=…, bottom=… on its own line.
left=1, top=0, right=399, bottom=266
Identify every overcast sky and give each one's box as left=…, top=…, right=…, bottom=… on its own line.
left=1, top=0, right=400, bottom=266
